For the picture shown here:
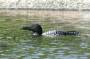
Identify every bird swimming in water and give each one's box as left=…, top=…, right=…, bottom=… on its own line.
left=22, top=24, right=79, bottom=37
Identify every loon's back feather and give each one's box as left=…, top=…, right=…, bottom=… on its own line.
left=42, top=30, right=79, bottom=37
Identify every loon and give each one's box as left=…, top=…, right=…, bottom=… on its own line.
left=22, top=24, right=79, bottom=37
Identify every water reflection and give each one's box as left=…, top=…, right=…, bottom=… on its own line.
left=0, top=35, right=89, bottom=59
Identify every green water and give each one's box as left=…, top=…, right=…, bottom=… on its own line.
left=0, top=12, right=90, bottom=59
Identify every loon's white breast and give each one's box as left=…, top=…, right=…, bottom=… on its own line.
left=42, top=30, right=58, bottom=37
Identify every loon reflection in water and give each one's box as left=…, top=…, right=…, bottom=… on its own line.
left=22, top=24, right=79, bottom=37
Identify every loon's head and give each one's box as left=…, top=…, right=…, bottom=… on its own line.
left=22, top=24, right=43, bottom=36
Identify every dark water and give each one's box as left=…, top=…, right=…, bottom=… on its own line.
left=0, top=11, right=90, bottom=59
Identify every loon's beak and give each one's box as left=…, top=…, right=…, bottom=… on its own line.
left=21, top=26, right=32, bottom=31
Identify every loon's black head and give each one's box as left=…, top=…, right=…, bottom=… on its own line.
left=22, top=24, right=43, bottom=36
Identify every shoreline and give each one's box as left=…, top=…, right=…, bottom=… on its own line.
left=0, top=9, right=82, bottom=18
left=0, top=8, right=90, bottom=11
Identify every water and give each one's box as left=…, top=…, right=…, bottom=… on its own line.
left=0, top=11, right=90, bottom=59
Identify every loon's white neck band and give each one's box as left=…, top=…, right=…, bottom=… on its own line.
left=32, top=33, right=39, bottom=36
